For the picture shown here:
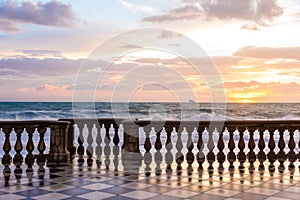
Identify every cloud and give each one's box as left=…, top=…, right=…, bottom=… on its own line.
left=142, top=0, right=283, bottom=28
left=201, top=0, right=283, bottom=21
left=0, top=0, right=77, bottom=32
left=118, top=44, right=143, bottom=49
left=36, top=84, right=69, bottom=91
left=223, top=81, right=300, bottom=102
left=0, top=57, right=82, bottom=76
left=241, top=23, right=260, bottom=31
left=17, top=49, right=63, bottom=58
left=0, top=68, right=17, bottom=75
left=0, top=19, right=18, bottom=32
left=234, top=46, right=300, bottom=60
left=118, top=0, right=156, bottom=14
left=143, top=5, right=202, bottom=22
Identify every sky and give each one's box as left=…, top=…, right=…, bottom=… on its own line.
left=0, top=0, right=300, bottom=103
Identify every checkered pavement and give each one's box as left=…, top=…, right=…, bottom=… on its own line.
left=0, top=160, right=300, bottom=200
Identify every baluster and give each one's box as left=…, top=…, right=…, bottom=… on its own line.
left=217, top=128, right=225, bottom=176
left=113, top=124, right=120, bottom=147
left=77, top=124, right=85, bottom=164
left=206, top=128, right=215, bottom=171
left=86, top=123, right=94, bottom=166
left=277, top=128, right=286, bottom=172
left=237, top=128, right=246, bottom=170
left=104, top=124, right=111, bottom=170
left=154, top=129, right=162, bottom=176
left=227, top=127, right=236, bottom=169
left=95, top=124, right=102, bottom=168
left=113, top=124, right=120, bottom=172
left=287, top=128, right=296, bottom=170
left=165, top=127, right=173, bottom=172
left=267, top=128, right=276, bottom=173
left=2, top=128, right=12, bottom=185
left=196, top=127, right=205, bottom=170
left=25, top=128, right=35, bottom=173
left=176, top=128, right=184, bottom=171
left=247, top=128, right=256, bottom=171
left=2, top=128, right=12, bottom=166
left=13, top=128, right=24, bottom=180
left=257, top=128, right=266, bottom=170
left=144, top=127, right=152, bottom=176
left=298, top=129, right=300, bottom=170
left=186, top=127, right=194, bottom=169
left=37, top=127, right=46, bottom=179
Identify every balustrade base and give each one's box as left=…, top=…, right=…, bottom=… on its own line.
left=47, top=152, right=70, bottom=166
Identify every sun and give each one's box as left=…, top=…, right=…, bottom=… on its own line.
left=237, top=99, right=255, bottom=103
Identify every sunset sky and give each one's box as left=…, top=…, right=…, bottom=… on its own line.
left=0, top=0, right=300, bottom=102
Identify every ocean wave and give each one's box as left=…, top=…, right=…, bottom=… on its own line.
left=1, top=102, right=300, bottom=121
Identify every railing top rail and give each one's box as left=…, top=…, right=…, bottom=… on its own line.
left=0, top=120, right=70, bottom=129
left=58, top=118, right=300, bottom=129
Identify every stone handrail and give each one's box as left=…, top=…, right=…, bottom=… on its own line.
left=1, top=119, right=300, bottom=175
left=57, top=119, right=300, bottom=174
left=0, top=120, right=70, bottom=168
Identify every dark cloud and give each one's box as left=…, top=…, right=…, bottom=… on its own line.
left=0, top=0, right=77, bottom=32
left=142, top=0, right=283, bottom=29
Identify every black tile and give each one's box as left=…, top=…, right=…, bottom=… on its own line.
left=49, top=174, right=63, bottom=179
left=104, top=196, right=136, bottom=200
left=61, top=197, right=86, bottom=200
left=101, top=187, right=135, bottom=195
left=15, top=189, right=50, bottom=197
left=0, top=191, right=9, bottom=196
left=25, top=180, right=56, bottom=188
left=58, top=188, right=93, bottom=196
left=65, top=180, right=94, bottom=187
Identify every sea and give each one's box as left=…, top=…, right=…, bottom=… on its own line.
left=0, top=102, right=300, bottom=121
left=0, top=102, right=300, bottom=156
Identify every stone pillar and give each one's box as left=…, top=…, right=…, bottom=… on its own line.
left=58, top=119, right=76, bottom=160
left=122, top=120, right=142, bottom=175
left=48, top=122, right=70, bottom=164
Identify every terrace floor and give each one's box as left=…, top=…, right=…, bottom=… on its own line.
left=0, top=159, right=300, bottom=200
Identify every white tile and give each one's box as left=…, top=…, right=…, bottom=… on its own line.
left=164, top=189, right=198, bottom=198
left=120, top=182, right=151, bottom=189
left=41, top=184, right=75, bottom=192
left=32, top=193, right=70, bottom=200
left=283, top=186, right=300, bottom=193
left=0, top=194, right=24, bottom=200
left=224, top=198, right=243, bottom=200
left=0, top=185, right=33, bottom=193
left=122, top=191, right=158, bottom=199
left=264, top=197, right=290, bottom=200
left=205, top=188, right=240, bottom=197
left=81, top=183, right=113, bottom=190
left=159, top=181, right=189, bottom=188
left=78, top=191, right=115, bottom=200
left=245, top=187, right=279, bottom=195
left=49, top=177, right=76, bottom=183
